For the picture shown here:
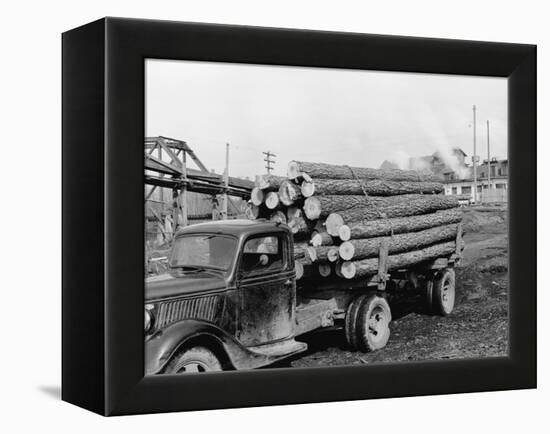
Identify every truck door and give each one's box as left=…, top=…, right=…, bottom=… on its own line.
left=236, top=233, right=296, bottom=347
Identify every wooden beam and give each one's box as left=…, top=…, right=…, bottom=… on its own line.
left=158, top=137, right=183, bottom=169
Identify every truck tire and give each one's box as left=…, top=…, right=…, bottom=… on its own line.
left=431, top=268, right=456, bottom=316
left=355, top=294, right=392, bottom=352
left=344, top=294, right=369, bottom=350
left=164, top=346, right=223, bottom=374
left=424, top=272, right=435, bottom=313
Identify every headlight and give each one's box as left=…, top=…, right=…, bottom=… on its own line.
left=144, top=305, right=154, bottom=333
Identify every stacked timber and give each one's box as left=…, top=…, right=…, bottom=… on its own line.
left=248, top=162, right=463, bottom=282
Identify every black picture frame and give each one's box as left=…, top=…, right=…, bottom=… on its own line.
left=62, top=17, right=536, bottom=416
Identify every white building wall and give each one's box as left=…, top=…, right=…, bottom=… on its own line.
left=443, top=178, right=508, bottom=203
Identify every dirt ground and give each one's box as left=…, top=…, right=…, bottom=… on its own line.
left=288, top=204, right=509, bottom=368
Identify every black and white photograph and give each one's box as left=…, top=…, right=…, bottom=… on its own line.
left=143, top=60, right=509, bottom=374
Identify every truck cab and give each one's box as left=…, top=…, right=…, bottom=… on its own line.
left=145, top=220, right=307, bottom=374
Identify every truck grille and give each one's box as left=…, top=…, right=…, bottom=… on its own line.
left=156, top=295, right=220, bottom=329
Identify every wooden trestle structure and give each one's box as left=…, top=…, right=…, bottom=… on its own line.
left=145, top=136, right=254, bottom=238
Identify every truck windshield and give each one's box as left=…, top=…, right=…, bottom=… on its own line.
left=169, top=234, right=237, bottom=271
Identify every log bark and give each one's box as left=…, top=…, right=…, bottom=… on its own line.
left=325, top=194, right=459, bottom=223
left=307, top=194, right=458, bottom=219
left=338, top=208, right=463, bottom=240
left=288, top=160, right=441, bottom=182
left=308, top=178, right=444, bottom=196
left=344, top=241, right=458, bottom=279
left=339, top=223, right=458, bottom=261
left=307, top=245, right=340, bottom=263
left=278, top=179, right=303, bottom=206
left=258, top=174, right=286, bottom=191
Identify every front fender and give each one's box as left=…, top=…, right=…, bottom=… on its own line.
left=145, top=319, right=271, bottom=375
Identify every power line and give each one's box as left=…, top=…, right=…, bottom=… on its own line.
left=263, top=151, right=276, bottom=174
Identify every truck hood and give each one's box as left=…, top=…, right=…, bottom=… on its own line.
left=145, top=271, right=226, bottom=301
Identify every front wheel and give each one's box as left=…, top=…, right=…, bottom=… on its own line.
left=164, top=346, right=223, bottom=374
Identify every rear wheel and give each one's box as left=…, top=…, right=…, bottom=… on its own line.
left=344, top=294, right=369, bottom=350
left=164, top=346, right=223, bottom=374
left=431, top=268, right=456, bottom=316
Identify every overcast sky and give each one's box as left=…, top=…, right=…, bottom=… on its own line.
left=146, top=59, right=507, bottom=179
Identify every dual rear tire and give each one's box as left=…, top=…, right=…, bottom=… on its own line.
left=345, top=293, right=392, bottom=352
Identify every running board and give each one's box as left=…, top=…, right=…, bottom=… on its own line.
left=248, top=338, right=308, bottom=358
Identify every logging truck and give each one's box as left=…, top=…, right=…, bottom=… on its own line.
left=144, top=219, right=462, bottom=374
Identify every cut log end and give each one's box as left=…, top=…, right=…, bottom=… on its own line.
left=310, top=230, right=334, bottom=247
left=306, top=246, right=317, bottom=262
left=265, top=192, right=280, bottom=209
left=269, top=210, right=287, bottom=224
left=301, top=181, right=315, bottom=198
left=318, top=263, right=332, bottom=277
left=289, top=216, right=308, bottom=235
left=279, top=180, right=302, bottom=206
left=339, top=241, right=355, bottom=261
left=250, top=187, right=264, bottom=206
left=340, top=261, right=357, bottom=279
left=245, top=203, right=260, bottom=220
left=287, top=206, right=302, bottom=221
left=310, top=231, right=322, bottom=247
left=287, top=161, right=302, bottom=180
left=303, top=197, right=322, bottom=220
left=338, top=225, right=351, bottom=241
left=325, top=213, right=345, bottom=237
left=327, top=247, right=340, bottom=263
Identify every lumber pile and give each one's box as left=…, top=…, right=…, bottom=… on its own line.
left=247, top=161, right=463, bottom=282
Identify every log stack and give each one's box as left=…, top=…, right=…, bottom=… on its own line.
left=247, top=161, right=463, bottom=282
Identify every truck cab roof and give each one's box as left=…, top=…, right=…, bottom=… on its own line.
left=174, top=219, right=291, bottom=239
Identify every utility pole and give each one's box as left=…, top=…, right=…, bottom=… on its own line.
left=263, top=151, right=276, bottom=174
left=472, top=105, right=478, bottom=203
left=486, top=120, right=491, bottom=191
left=221, top=143, right=230, bottom=220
